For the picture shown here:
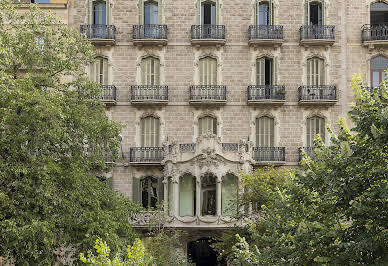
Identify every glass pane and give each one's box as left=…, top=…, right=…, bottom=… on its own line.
left=259, top=2, right=269, bottom=25
left=309, top=3, right=322, bottom=25
left=372, top=71, right=380, bottom=88
left=222, top=174, right=238, bottom=216
left=144, top=4, right=150, bottom=24
left=201, top=175, right=217, bottom=216
left=94, top=2, right=106, bottom=25
left=179, top=175, right=195, bottom=216
left=168, top=178, right=173, bottom=216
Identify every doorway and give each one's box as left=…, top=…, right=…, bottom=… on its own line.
left=187, top=238, right=225, bottom=266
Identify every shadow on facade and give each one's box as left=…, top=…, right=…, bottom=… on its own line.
left=187, top=237, right=226, bottom=266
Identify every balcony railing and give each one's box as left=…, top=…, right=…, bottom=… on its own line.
left=101, top=85, right=117, bottom=102
left=179, top=143, right=196, bottom=153
left=247, top=85, right=286, bottom=101
left=191, top=25, right=226, bottom=40
left=362, top=24, right=388, bottom=42
left=298, top=86, right=337, bottom=102
left=80, top=24, right=116, bottom=41
left=129, top=147, right=164, bottom=163
left=132, top=24, right=168, bottom=40
left=130, top=85, right=168, bottom=102
left=300, top=25, right=335, bottom=41
left=299, top=147, right=315, bottom=161
left=252, top=147, right=286, bottom=162
left=189, top=85, right=227, bottom=102
left=248, top=25, right=283, bottom=40
left=222, top=143, right=239, bottom=152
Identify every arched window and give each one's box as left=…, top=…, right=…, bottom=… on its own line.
left=370, top=2, right=388, bottom=26
left=90, top=57, right=108, bottom=85
left=93, top=0, right=107, bottom=25
left=198, top=116, right=217, bottom=135
left=306, top=116, right=325, bottom=147
left=305, top=1, right=323, bottom=25
left=144, top=1, right=159, bottom=24
left=199, top=57, right=217, bottom=85
left=201, top=1, right=216, bottom=25
left=141, top=57, right=160, bottom=85
left=371, top=56, right=388, bottom=88
left=307, top=57, right=325, bottom=86
left=221, top=174, right=238, bottom=216
left=179, top=174, right=196, bottom=217
left=256, top=57, right=275, bottom=85
left=256, top=116, right=274, bottom=147
left=257, top=1, right=271, bottom=26
left=141, top=116, right=160, bottom=147
left=132, top=176, right=163, bottom=209
left=201, top=174, right=217, bottom=216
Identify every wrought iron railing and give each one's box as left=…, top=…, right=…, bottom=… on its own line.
left=132, top=24, right=168, bottom=40
left=191, top=25, right=226, bottom=40
left=298, top=86, right=337, bottom=101
left=179, top=143, right=196, bottom=153
left=189, top=85, right=227, bottom=101
left=222, top=143, right=239, bottom=152
left=101, top=85, right=117, bottom=101
left=129, top=147, right=164, bottom=163
left=362, top=24, right=388, bottom=42
left=300, top=25, right=335, bottom=40
left=248, top=85, right=286, bottom=101
left=298, top=147, right=315, bottom=161
left=80, top=24, right=116, bottom=40
left=130, top=85, right=168, bottom=101
left=252, top=147, right=285, bottom=162
left=248, top=25, right=283, bottom=40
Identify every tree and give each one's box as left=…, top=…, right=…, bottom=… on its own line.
left=221, top=75, right=388, bottom=265
left=0, top=1, right=138, bottom=264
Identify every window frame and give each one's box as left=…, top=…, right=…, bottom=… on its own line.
left=198, top=116, right=217, bottom=136
left=306, top=116, right=325, bottom=147
left=141, top=56, right=160, bottom=86
left=307, top=57, right=325, bottom=86
left=140, top=116, right=160, bottom=147
left=201, top=174, right=217, bottom=216
left=256, top=116, right=275, bottom=147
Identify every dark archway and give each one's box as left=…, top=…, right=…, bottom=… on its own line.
left=187, top=238, right=225, bottom=266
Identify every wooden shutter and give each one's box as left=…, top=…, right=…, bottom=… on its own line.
left=273, top=57, right=278, bottom=85
left=88, top=0, right=93, bottom=25
left=269, top=0, right=273, bottom=24
left=197, top=0, right=201, bottom=24
left=256, top=117, right=274, bottom=147
left=95, top=58, right=101, bottom=84
left=132, top=177, right=141, bottom=203
left=305, top=0, right=309, bottom=25
left=307, top=58, right=311, bottom=85
left=157, top=177, right=164, bottom=205
left=254, top=0, right=258, bottom=25
left=154, top=58, right=160, bottom=85
left=103, top=58, right=108, bottom=85
left=140, top=117, right=159, bottom=147
left=307, top=117, right=325, bottom=146
left=106, top=0, right=110, bottom=24
left=321, top=1, right=324, bottom=25
left=158, top=0, right=163, bottom=24
left=256, top=57, right=265, bottom=85
left=319, top=58, right=324, bottom=85
left=216, top=0, right=220, bottom=24
left=139, top=0, right=144, bottom=24
left=213, top=117, right=217, bottom=134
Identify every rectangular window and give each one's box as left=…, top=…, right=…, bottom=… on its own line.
left=307, top=58, right=324, bottom=86
left=141, top=117, right=160, bottom=147
left=93, top=2, right=107, bottom=25
left=199, top=57, right=217, bottom=85
left=179, top=175, right=196, bottom=216
left=201, top=2, right=216, bottom=25
left=307, top=117, right=325, bottom=147
left=256, top=117, right=274, bottom=147
left=256, top=57, right=273, bottom=85
left=199, top=116, right=217, bottom=135
left=309, top=2, right=322, bottom=25
left=141, top=57, right=160, bottom=85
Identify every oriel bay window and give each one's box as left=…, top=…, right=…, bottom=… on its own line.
left=198, top=116, right=217, bottom=135
left=179, top=174, right=196, bottom=217
left=132, top=176, right=164, bottom=209
left=306, top=116, right=325, bottom=147
left=221, top=174, right=238, bottom=216
left=201, top=174, right=217, bottom=216
left=371, top=56, right=388, bottom=88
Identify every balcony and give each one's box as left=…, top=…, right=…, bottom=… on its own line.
left=362, top=24, right=388, bottom=48
left=189, top=85, right=227, bottom=105
left=129, top=147, right=164, bottom=165
left=299, top=147, right=315, bottom=162
left=191, top=25, right=226, bottom=46
left=247, top=85, right=286, bottom=105
left=179, top=143, right=196, bottom=153
left=248, top=25, right=283, bottom=46
left=101, top=85, right=117, bottom=105
left=80, top=24, right=116, bottom=45
left=130, top=85, right=168, bottom=105
left=132, top=24, right=168, bottom=46
left=298, top=86, right=337, bottom=105
left=252, top=147, right=286, bottom=165
left=222, top=143, right=239, bottom=152
left=299, top=25, right=335, bottom=46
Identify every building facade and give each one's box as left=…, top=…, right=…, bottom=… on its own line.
left=28, top=0, right=388, bottom=264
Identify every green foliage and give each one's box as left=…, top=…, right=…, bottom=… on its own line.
left=0, top=1, right=138, bottom=264
left=223, top=75, right=388, bottom=265
left=80, top=238, right=154, bottom=266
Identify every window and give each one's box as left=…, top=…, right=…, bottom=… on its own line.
left=307, top=57, right=324, bottom=86
left=144, top=1, right=158, bottom=24
left=201, top=1, right=216, bottom=25
left=179, top=174, right=196, bottom=217
left=256, top=57, right=276, bottom=85
left=201, top=174, right=217, bottom=216
left=306, top=116, right=325, bottom=147
left=168, top=177, right=173, bottom=216
left=221, top=174, right=238, bottom=216
left=141, top=57, right=160, bottom=85
left=371, top=56, right=388, bottom=88
left=370, top=2, right=388, bottom=26
left=198, top=116, right=217, bottom=135
left=132, top=176, right=163, bottom=209
left=256, top=116, right=274, bottom=147
left=199, top=57, right=217, bottom=85
left=90, top=57, right=108, bottom=85
left=93, top=1, right=107, bottom=25
left=141, top=116, right=160, bottom=147
left=306, top=1, right=323, bottom=25
left=257, top=1, right=272, bottom=25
